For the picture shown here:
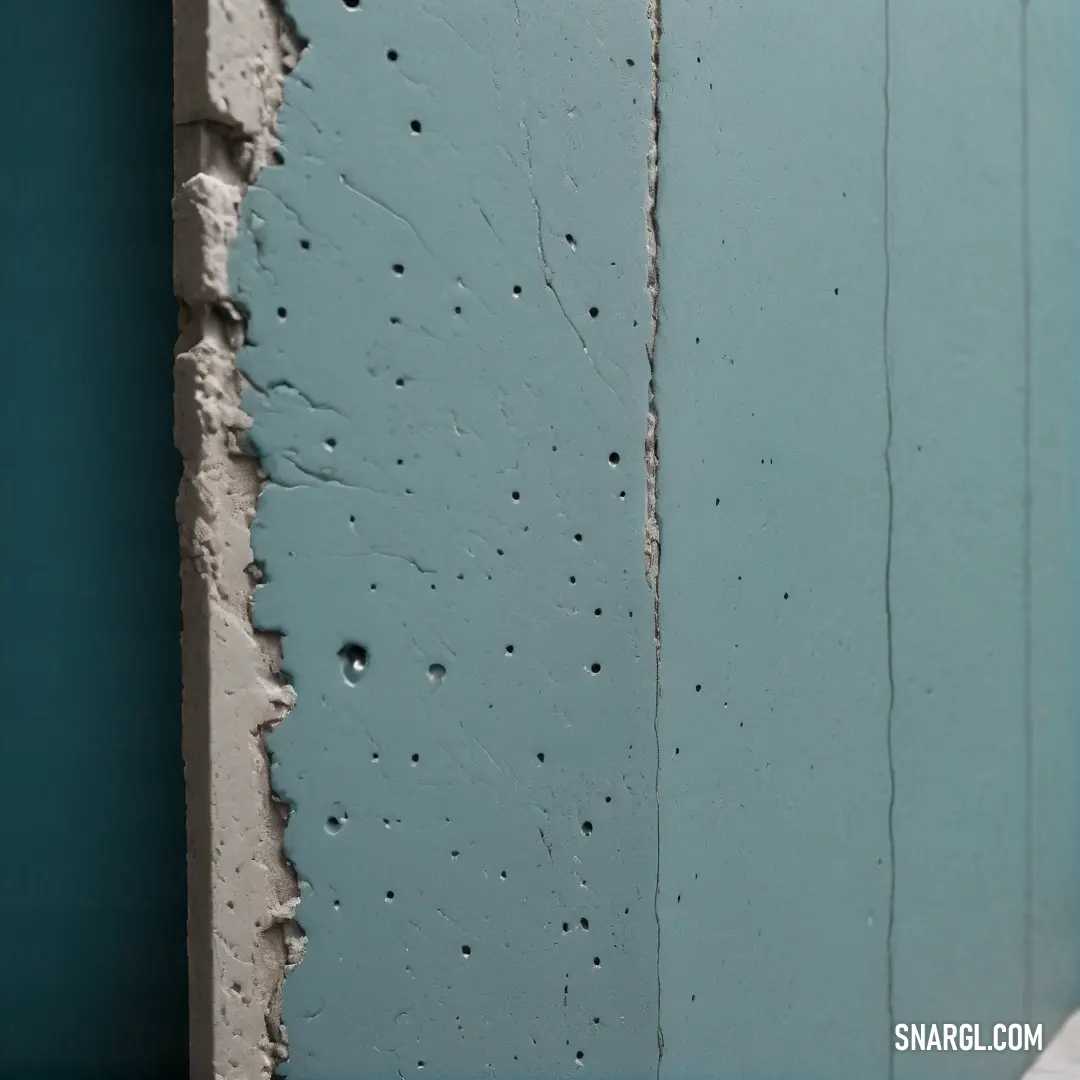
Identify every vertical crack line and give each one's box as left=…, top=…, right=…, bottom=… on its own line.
left=1020, top=0, right=1034, bottom=1024
left=882, top=2, right=896, bottom=1078
left=645, top=0, right=663, bottom=1074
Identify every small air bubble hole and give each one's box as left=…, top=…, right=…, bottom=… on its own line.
left=339, top=644, right=368, bottom=684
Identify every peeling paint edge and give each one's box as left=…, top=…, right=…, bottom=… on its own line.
left=644, top=0, right=662, bottom=607
left=645, top=0, right=664, bottom=1073
left=173, top=2, right=305, bottom=1076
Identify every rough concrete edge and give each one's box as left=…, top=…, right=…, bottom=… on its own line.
left=173, top=2, right=305, bottom=1076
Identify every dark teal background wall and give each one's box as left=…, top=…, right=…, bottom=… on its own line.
left=0, top=4, right=187, bottom=1077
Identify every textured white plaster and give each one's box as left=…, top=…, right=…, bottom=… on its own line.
left=175, top=0, right=287, bottom=141
left=173, top=1, right=302, bottom=1075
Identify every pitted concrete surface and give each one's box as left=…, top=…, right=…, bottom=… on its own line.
left=229, top=0, right=658, bottom=1076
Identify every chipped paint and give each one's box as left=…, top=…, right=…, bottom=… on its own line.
left=173, top=1, right=305, bottom=1074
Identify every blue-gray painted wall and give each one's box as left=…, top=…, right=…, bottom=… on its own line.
left=657, top=3, right=1080, bottom=1077
left=235, top=1, right=1080, bottom=1077
left=235, top=1, right=658, bottom=1075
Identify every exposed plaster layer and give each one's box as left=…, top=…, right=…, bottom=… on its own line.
left=174, top=0, right=294, bottom=145
left=173, top=2, right=304, bottom=1075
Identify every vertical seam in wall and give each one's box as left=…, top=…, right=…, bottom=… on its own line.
left=645, top=0, right=663, bottom=1073
left=173, top=2, right=306, bottom=1075
left=882, top=3, right=896, bottom=1078
left=1019, top=0, right=1034, bottom=1024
